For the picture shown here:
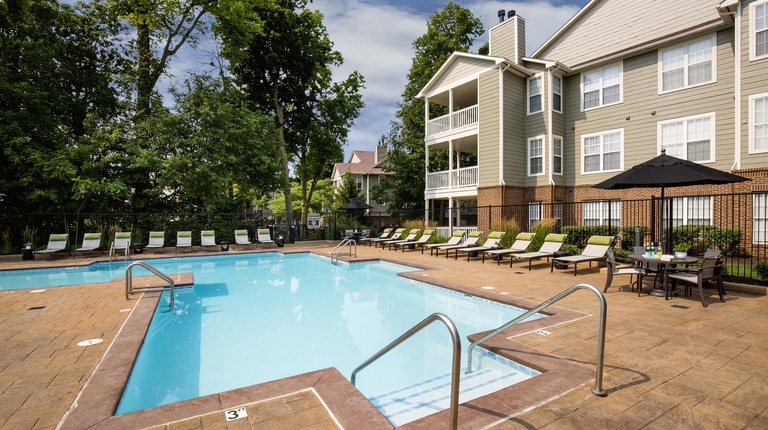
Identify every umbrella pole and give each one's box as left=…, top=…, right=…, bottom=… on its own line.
left=659, top=186, right=665, bottom=252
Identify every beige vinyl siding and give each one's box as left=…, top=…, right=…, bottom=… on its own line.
left=551, top=85, right=568, bottom=184
left=525, top=69, right=548, bottom=187
left=478, top=70, right=500, bottom=186
left=429, top=58, right=495, bottom=92
left=741, top=0, right=768, bottom=167
left=566, top=29, right=735, bottom=186
left=539, top=0, right=724, bottom=67
left=502, top=73, right=527, bottom=186
left=489, top=17, right=525, bottom=62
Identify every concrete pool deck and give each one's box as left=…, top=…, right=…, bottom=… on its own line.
left=1, top=242, right=767, bottom=429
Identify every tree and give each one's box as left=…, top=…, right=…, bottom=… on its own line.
left=218, top=0, right=347, bottom=236
left=0, top=0, right=121, bottom=215
left=292, top=71, right=364, bottom=233
left=372, top=2, right=483, bottom=217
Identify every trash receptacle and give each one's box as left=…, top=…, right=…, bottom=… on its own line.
left=553, top=251, right=569, bottom=269
left=220, top=241, right=229, bottom=251
left=22, top=245, right=34, bottom=261
left=132, top=243, right=144, bottom=254
left=275, top=236, right=284, bottom=247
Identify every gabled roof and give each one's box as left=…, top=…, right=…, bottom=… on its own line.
left=417, top=52, right=533, bottom=99
left=532, top=0, right=730, bottom=70
left=332, top=150, right=391, bottom=179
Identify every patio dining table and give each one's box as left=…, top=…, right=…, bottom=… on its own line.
left=629, top=253, right=699, bottom=300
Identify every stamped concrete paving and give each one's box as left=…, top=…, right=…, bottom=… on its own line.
left=1, top=242, right=767, bottom=429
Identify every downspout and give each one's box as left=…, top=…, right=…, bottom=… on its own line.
left=732, top=7, right=741, bottom=171
left=548, top=68, right=555, bottom=188
left=499, top=63, right=512, bottom=197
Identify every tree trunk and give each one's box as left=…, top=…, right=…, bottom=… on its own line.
left=272, top=87, right=293, bottom=237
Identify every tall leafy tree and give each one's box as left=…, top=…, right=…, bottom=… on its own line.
left=218, top=0, right=356, bottom=234
left=372, top=2, right=483, bottom=217
left=0, top=0, right=121, bottom=215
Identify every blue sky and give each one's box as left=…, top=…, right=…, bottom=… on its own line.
left=152, top=1, right=591, bottom=158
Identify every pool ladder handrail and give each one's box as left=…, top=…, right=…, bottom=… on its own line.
left=330, top=238, right=356, bottom=265
left=466, top=282, right=608, bottom=397
left=125, top=261, right=176, bottom=311
left=108, top=241, right=129, bottom=262
left=351, top=312, right=461, bottom=430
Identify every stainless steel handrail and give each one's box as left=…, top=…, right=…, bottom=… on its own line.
left=108, top=241, right=129, bottom=262
left=330, top=238, right=356, bottom=264
left=351, top=312, right=461, bottom=430
left=466, top=283, right=608, bottom=397
left=125, top=261, right=176, bottom=311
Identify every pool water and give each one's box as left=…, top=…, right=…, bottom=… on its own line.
left=112, top=253, right=542, bottom=425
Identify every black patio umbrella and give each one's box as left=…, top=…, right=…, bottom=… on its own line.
left=339, top=199, right=373, bottom=227
left=593, top=149, right=750, bottom=251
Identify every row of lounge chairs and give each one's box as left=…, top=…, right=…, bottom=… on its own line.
left=363, top=228, right=586, bottom=271
left=31, top=229, right=277, bottom=259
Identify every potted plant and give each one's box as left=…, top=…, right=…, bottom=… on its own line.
left=673, top=243, right=690, bottom=259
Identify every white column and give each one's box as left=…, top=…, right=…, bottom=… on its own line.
left=448, top=198, right=454, bottom=233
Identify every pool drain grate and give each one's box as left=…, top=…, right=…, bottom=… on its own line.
left=77, top=339, right=104, bottom=347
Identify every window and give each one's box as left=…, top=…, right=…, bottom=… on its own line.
left=658, top=113, right=715, bottom=162
left=583, top=200, right=621, bottom=226
left=659, top=36, right=715, bottom=92
left=553, top=135, right=563, bottom=175
left=751, top=1, right=768, bottom=60
left=665, top=196, right=712, bottom=227
left=353, top=175, right=363, bottom=190
left=528, top=75, right=543, bottom=114
left=582, top=129, right=623, bottom=174
left=581, top=63, right=622, bottom=110
left=528, top=137, right=544, bottom=176
left=552, top=75, right=562, bottom=113
left=529, top=202, right=542, bottom=230
left=754, top=193, right=768, bottom=244
left=749, top=93, right=768, bottom=153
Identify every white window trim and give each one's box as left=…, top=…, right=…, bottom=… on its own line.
left=527, top=73, right=544, bottom=115
left=582, top=200, right=622, bottom=226
left=527, top=136, right=545, bottom=176
left=657, top=112, right=716, bottom=163
left=749, top=92, right=768, bottom=154
left=552, top=74, right=563, bottom=114
left=580, top=62, right=623, bottom=112
left=664, top=196, right=713, bottom=227
left=750, top=0, right=768, bottom=62
left=580, top=128, right=624, bottom=175
left=753, top=192, right=768, bottom=244
left=657, top=35, right=717, bottom=94
left=552, top=135, right=564, bottom=176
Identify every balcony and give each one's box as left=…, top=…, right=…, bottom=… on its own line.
left=426, top=166, right=478, bottom=190
left=426, top=105, right=478, bottom=138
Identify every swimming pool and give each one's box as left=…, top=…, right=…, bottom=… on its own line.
left=101, top=252, right=543, bottom=425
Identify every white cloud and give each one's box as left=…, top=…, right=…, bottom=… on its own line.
left=312, top=0, right=584, bottom=158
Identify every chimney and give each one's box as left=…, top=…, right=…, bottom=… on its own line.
left=497, top=9, right=505, bottom=23
left=375, top=145, right=387, bottom=164
left=489, top=11, right=525, bottom=64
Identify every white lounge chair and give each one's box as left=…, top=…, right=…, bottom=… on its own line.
left=456, top=231, right=505, bottom=261
left=510, top=233, right=567, bottom=270
left=435, top=231, right=483, bottom=258
left=385, top=229, right=420, bottom=250
left=200, top=230, right=217, bottom=251
left=72, top=233, right=101, bottom=258
left=394, top=229, right=435, bottom=252
left=371, top=228, right=405, bottom=248
left=481, top=232, right=535, bottom=264
left=551, top=235, right=614, bottom=276
left=422, top=231, right=465, bottom=255
left=34, top=234, right=68, bottom=260
left=145, top=231, right=165, bottom=253
left=359, top=228, right=392, bottom=246
left=111, top=232, right=131, bottom=260
left=234, top=229, right=252, bottom=249
left=257, top=228, right=275, bottom=246
left=176, top=231, right=192, bottom=252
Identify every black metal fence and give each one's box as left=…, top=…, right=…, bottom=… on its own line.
left=2, top=192, right=766, bottom=279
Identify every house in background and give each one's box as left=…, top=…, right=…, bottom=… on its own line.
left=331, top=145, right=392, bottom=214
left=418, top=0, right=768, bottom=239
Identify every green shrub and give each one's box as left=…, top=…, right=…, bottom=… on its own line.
left=530, top=218, right=558, bottom=251
left=756, top=261, right=768, bottom=281
left=620, top=225, right=649, bottom=249
left=562, top=225, right=620, bottom=248
left=560, top=244, right=580, bottom=256
left=491, top=218, right=521, bottom=248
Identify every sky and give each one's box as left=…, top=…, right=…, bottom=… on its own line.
left=157, top=0, right=591, bottom=159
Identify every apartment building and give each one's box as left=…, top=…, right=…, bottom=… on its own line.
left=331, top=145, right=391, bottom=213
left=418, top=0, right=768, bottom=240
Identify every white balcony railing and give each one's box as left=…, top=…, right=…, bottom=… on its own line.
left=426, top=105, right=478, bottom=138
left=426, top=166, right=478, bottom=190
